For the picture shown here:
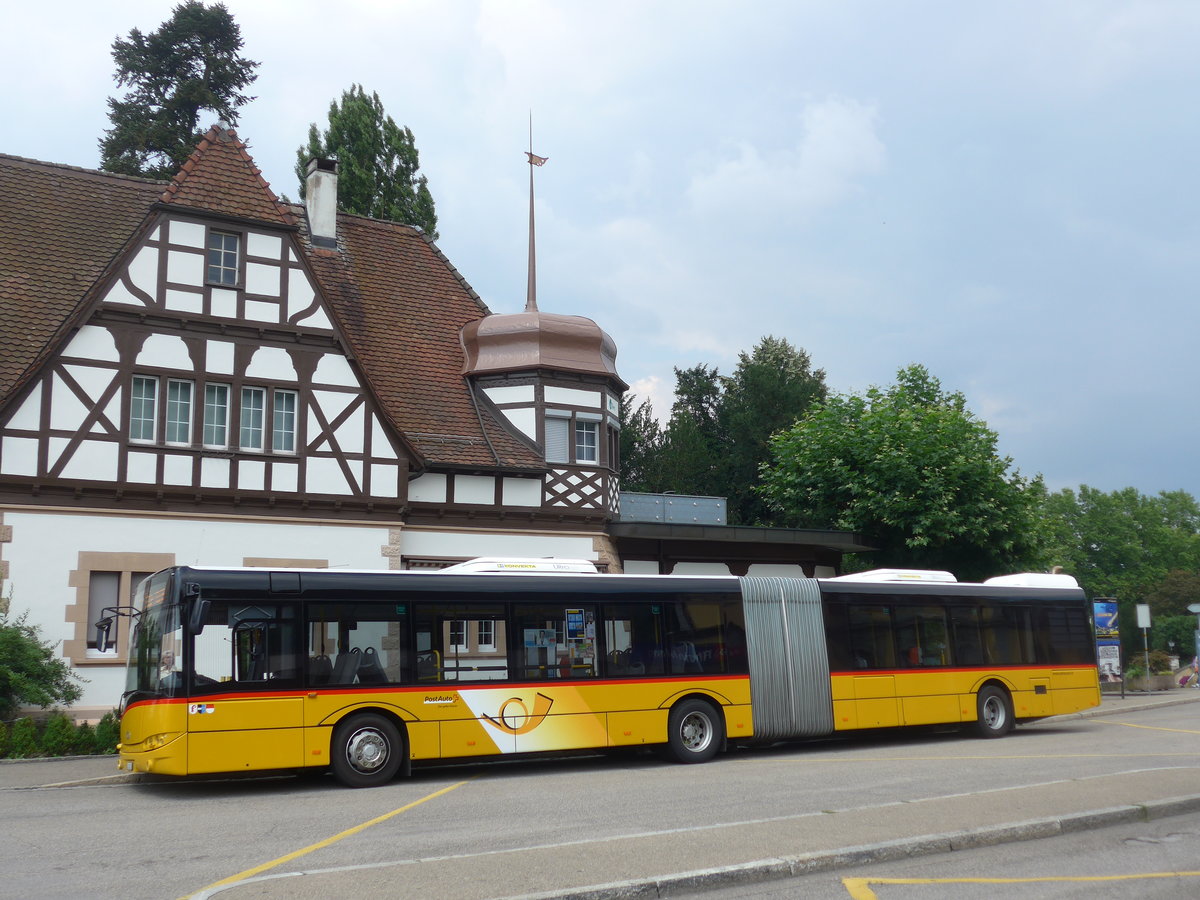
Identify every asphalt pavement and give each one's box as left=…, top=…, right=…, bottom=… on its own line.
left=5, top=688, right=1199, bottom=899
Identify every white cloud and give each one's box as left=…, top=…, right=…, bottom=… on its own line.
left=685, top=97, right=885, bottom=225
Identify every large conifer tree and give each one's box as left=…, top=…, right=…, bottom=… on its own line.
left=100, top=1, right=259, bottom=179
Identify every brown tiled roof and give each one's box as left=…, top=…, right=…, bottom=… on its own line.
left=0, top=136, right=543, bottom=472
left=160, top=125, right=295, bottom=227
left=301, top=211, right=544, bottom=469
left=0, top=155, right=163, bottom=400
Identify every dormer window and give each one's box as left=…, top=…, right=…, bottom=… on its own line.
left=207, top=230, right=239, bottom=285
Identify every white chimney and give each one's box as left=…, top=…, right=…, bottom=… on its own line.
left=305, top=158, right=338, bottom=248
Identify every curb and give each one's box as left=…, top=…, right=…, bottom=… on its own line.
left=499, top=793, right=1200, bottom=900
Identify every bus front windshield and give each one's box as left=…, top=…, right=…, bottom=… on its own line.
left=125, top=599, right=184, bottom=700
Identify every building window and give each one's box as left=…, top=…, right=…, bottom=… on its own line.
left=66, top=552, right=175, bottom=666
left=272, top=390, right=297, bottom=453
left=130, top=376, right=158, bottom=442
left=545, top=416, right=570, bottom=464
left=575, top=420, right=599, bottom=464
left=477, top=619, right=496, bottom=652
left=203, top=384, right=230, bottom=448
left=449, top=620, right=468, bottom=653
left=207, top=231, right=239, bottom=285
left=165, top=379, right=193, bottom=444
left=240, top=386, right=265, bottom=450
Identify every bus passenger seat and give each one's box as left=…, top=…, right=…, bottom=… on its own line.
left=357, top=647, right=387, bottom=684
left=331, top=648, right=361, bottom=684
left=308, top=654, right=333, bottom=685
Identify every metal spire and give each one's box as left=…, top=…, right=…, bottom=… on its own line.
left=525, top=115, right=548, bottom=313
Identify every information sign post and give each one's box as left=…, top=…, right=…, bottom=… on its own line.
left=1136, top=603, right=1152, bottom=693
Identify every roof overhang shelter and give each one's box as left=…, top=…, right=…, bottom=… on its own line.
left=607, top=520, right=874, bottom=577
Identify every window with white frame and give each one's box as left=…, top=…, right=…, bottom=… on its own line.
left=272, top=390, right=297, bottom=453
left=207, top=231, right=239, bottom=285
left=203, top=384, right=230, bottom=448
left=165, top=379, right=193, bottom=444
left=130, top=376, right=158, bottom=442
left=477, top=619, right=496, bottom=652
left=240, top=386, right=265, bottom=450
left=449, top=620, right=468, bottom=653
left=574, top=420, right=599, bottom=464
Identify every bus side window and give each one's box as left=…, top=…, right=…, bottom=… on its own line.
left=823, top=602, right=854, bottom=671
left=847, top=603, right=894, bottom=669
left=950, top=606, right=983, bottom=666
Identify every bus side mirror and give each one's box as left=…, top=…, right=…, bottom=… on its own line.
left=189, top=598, right=210, bottom=636
left=95, top=617, right=113, bottom=654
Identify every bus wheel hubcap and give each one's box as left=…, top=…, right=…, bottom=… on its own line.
left=347, top=728, right=388, bottom=772
left=681, top=714, right=711, bottom=752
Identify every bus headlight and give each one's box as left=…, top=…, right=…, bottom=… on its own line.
left=142, top=732, right=180, bottom=751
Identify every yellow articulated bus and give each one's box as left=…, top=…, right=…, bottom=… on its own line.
left=103, top=563, right=1100, bottom=787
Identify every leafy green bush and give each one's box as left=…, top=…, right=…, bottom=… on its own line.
left=0, top=720, right=8, bottom=757
left=0, top=609, right=83, bottom=719
left=38, top=713, right=77, bottom=757
left=93, top=711, right=120, bottom=754
left=7, top=718, right=38, bottom=758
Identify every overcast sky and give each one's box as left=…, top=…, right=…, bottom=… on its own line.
left=5, top=1, right=1198, bottom=500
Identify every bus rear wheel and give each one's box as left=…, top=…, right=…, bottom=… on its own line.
left=974, top=686, right=1014, bottom=738
left=331, top=713, right=404, bottom=787
left=665, top=699, right=723, bottom=764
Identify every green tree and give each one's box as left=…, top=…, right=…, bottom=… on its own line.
left=295, top=85, right=438, bottom=237
left=1043, top=487, right=1200, bottom=654
left=720, top=337, right=826, bottom=525
left=659, top=365, right=725, bottom=498
left=760, top=364, right=1046, bottom=580
left=618, top=393, right=665, bottom=493
left=100, top=1, right=259, bottom=178
left=0, top=610, right=83, bottom=720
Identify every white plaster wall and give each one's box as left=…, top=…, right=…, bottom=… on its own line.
left=0, top=436, right=38, bottom=475
left=745, top=564, right=811, bottom=577
left=211, top=289, right=238, bottom=318
left=671, top=562, right=732, bottom=576
left=408, top=473, right=447, bottom=503
left=169, top=220, right=206, bottom=248
left=166, top=249, right=202, bottom=286
left=2, top=510, right=394, bottom=709
left=165, top=289, right=204, bottom=314
left=6, top=384, right=42, bottom=431
left=128, top=246, right=160, bottom=295
left=60, top=440, right=119, bottom=481
left=313, top=354, right=359, bottom=387
left=137, top=334, right=190, bottom=369
left=245, top=263, right=281, bottom=297
left=399, top=529, right=598, bottom=562
left=502, top=478, right=542, bottom=507
left=207, top=340, right=235, bottom=375
left=499, top=407, right=536, bottom=439
left=622, top=560, right=660, bottom=575
left=454, top=475, right=495, bottom=505
left=245, top=347, right=296, bottom=381
left=247, top=233, right=282, bottom=259
left=63, top=326, right=119, bottom=362
left=483, top=385, right=534, bottom=404
left=545, top=386, right=601, bottom=407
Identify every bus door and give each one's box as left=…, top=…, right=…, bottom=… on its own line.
left=187, top=602, right=304, bottom=773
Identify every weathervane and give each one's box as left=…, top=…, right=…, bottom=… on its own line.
left=525, top=114, right=548, bottom=313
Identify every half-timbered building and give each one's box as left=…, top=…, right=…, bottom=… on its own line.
left=0, top=126, right=628, bottom=714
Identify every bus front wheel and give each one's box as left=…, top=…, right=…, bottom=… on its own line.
left=331, top=713, right=404, bottom=787
left=665, top=699, right=723, bottom=764
left=974, top=686, right=1014, bottom=738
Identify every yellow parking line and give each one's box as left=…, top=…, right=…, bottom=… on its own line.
left=844, top=871, right=1200, bottom=899
left=1097, top=720, right=1200, bottom=735
left=181, top=779, right=471, bottom=899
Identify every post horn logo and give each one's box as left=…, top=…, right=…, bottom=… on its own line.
left=481, top=692, right=554, bottom=735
